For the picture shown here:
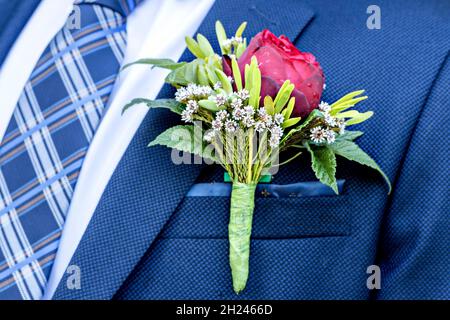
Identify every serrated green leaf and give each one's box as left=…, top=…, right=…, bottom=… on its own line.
left=122, top=98, right=184, bottom=115
left=185, top=36, right=205, bottom=58
left=197, top=34, right=215, bottom=57
left=122, top=58, right=185, bottom=71
left=305, top=143, right=338, bottom=194
left=329, top=139, right=391, bottom=193
left=215, top=21, right=227, bottom=53
left=231, top=57, right=242, bottom=90
left=282, top=117, right=301, bottom=129
left=148, top=125, right=216, bottom=162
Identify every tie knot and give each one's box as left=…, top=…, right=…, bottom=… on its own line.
left=75, top=0, right=143, bottom=16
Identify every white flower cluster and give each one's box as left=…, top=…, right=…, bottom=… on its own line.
left=205, top=89, right=284, bottom=148
left=310, top=101, right=346, bottom=144
left=175, top=83, right=213, bottom=103
left=180, top=100, right=199, bottom=123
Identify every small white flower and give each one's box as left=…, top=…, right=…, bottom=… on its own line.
left=242, top=116, right=255, bottom=128
left=215, top=110, right=229, bottom=121
left=310, top=126, right=326, bottom=143
left=258, top=108, right=267, bottom=117
left=224, top=119, right=238, bottom=132
left=232, top=107, right=245, bottom=121
left=227, top=76, right=234, bottom=84
left=212, top=119, right=223, bottom=131
left=244, top=106, right=255, bottom=117
left=318, top=101, right=331, bottom=113
left=323, top=83, right=327, bottom=90
left=269, top=134, right=281, bottom=148
left=236, top=89, right=250, bottom=100
left=204, top=131, right=216, bottom=142
left=181, top=109, right=194, bottom=123
left=337, top=119, right=346, bottom=134
left=324, top=113, right=337, bottom=127
left=213, top=94, right=228, bottom=107
left=185, top=100, right=199, bottom=113
left=270, top=125, right=284, bottom=137
left=324, top=129, right=336, bottom=144
left=230, top=98, right=243, bottom=109
left=255, top=121, right=266, bottom=132
left=274, top=113, right=285, bottom=125
left=213, top=82, right=222, bottom=90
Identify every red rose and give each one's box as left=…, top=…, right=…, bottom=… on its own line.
left=224, top=30, right=324, bottom=117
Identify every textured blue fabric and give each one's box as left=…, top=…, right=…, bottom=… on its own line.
left=0, top=0, right=41, bottom=69
left=0, top=0, right=141, bottom=300
left=54, top=0, right=449, bottom=300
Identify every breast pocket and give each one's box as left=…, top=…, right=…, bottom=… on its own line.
left=160, top=181, right=351, bottom=239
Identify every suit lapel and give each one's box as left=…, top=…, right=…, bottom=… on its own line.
left=0, top=0, right=41, bottom=68
left=53, top=0, right=315, bottom=300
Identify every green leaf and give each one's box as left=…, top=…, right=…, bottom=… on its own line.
left=231, top=57, right=242, bottom=91
left=215, top=21, right=227, bottom=53
left=122, top=58, right=185, bottom=71
left=122, top=98, right=184, bottom=115
left=274, top=81, right=295, bottom=113
left=244, top=63, right=252, bottom=92
left=196, top=34, right=215, bottom=57
left=198, top=99, right=224, bottom=111
left=185, top=36, right=205, bottom=58
left=282, top=117, right=301, bottom=129
left=205, top=65, right=219, bottom=84
left=264, top=96, right=275, bottom=115
left=329, top=139, right=391, bottom=193
left=305, top=143, right=338, bottom=194
left=215, top=69, right=233, bottom=94
left=330, top=96, right=368, bottom=115
left=335, top=110, right=374, bottom=126
left=249, top=57, right=261, bottom=108
left=148, top=125, right=217, bottom=162
left=197, top=64, right=209, bottom=85
left=283, top=97, right=296, bottom=120
left=235, top=21, right=247, bottom=38
left=346, top=111, right=374, bottom=125
left=331, top=90, right=365, bottom=108
left=235, top=40, right=247, bottom=58
left=338, top=130, right=364, bottom=141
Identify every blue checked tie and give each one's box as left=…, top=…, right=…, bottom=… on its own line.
left=0, top=0, right=143, bottom=300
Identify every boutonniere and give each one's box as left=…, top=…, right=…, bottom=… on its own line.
left=123, top=21, right=390, bottom=294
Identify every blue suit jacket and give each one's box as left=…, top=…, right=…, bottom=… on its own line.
left=0, top=0, right=41, bottom=69
left=7, top=0, right=449, bottom=299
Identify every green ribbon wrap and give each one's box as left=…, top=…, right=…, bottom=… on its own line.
left=228, top=182, right=257, bottom=294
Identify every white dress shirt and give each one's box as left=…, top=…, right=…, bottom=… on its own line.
left=0, top=0, right=214, bottom=299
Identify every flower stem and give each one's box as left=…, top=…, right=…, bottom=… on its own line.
left=229, top=182, right=257, bottom=294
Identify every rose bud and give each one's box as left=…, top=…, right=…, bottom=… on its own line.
left=223, top=30, right=324, bottom=118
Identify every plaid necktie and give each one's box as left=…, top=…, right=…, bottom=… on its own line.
left=0, top=0, right=142, bottom=300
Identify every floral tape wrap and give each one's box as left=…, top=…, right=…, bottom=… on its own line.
left=228, top=182, right=257, bottom=294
